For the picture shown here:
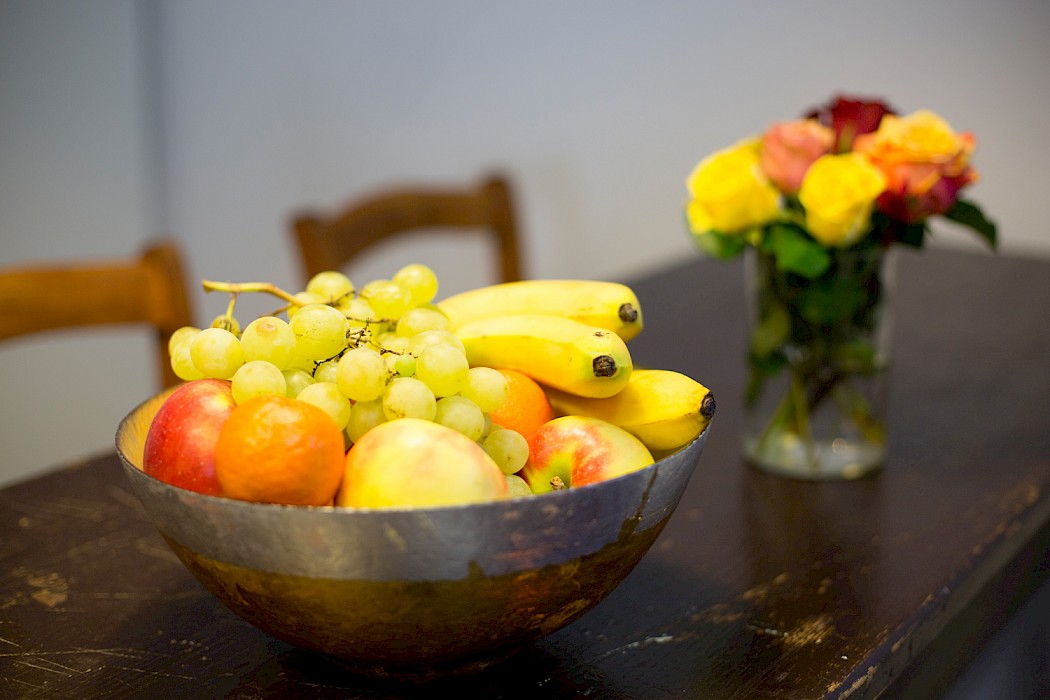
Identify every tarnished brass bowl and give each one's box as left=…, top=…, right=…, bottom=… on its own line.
left=116, top=389, right=709, bottom=679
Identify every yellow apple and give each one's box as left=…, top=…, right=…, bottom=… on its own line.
left=337, top=418, right=508, bottom=508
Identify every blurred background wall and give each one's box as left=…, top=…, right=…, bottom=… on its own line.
left=2, top=0, right=1049, bottom=487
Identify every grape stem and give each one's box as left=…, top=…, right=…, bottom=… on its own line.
left=201, top=280, right=303, bottom=307
left=222, top=295, right=238, bottom=325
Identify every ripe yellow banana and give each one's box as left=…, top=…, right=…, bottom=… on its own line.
left=436, top=279, right=644, bottom=342
left=544, top=368, right=715, bottom=454
left=454, top=313, right=633, bottom=398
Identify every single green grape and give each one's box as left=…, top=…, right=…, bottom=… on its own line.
left=433, top=395, right=486, bottom=441
left=231, top=360, right=287, bottom=403
left=240, top=316, right=296, bottom=369
left=336, top=345, right=388, bottom=402
left=382, top=376, right=437, bottom=421
left=168, top=326, right=200, bottom=356
left=346, top=398, right=387, bottom=443
left=190, top=327, right=245, bottom=379
left=383, top=353, right=400, bottom=377
left=393, top=263, right=439, bottom=307
left=415, top=342, right=469, bottom=397
left=460, top=366, right=509, bottom=413
left=360, top=279, right=413, bottom=320
left=481, top=428, right=530, bottom=475
left=170, top=338, right=205, bottom=381
left=378, top=332, right=409, bottom=354
left=393, top=353, right=416, bottom=377
left=406, top=328, right=465, bottom=356
left=289, top=303, right=350, bottom=361
left=505, top=473, right=534, bottom=498
left=306, top=270, right=354, bottom=304
left=282, top=368, right=315, bottom=398
left=296, top=381, right=352, bottom=430
left=313, top=359, right=339, bottom=384
left=395, top=307, right=450, bottom=338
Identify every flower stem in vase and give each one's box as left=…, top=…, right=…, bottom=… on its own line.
left=790, top=370, right=816, bottom=467
left=743, top=247, right=891, bottom=479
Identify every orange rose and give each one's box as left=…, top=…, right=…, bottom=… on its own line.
left=759, top=120, right=835, bottom=194
left=853, top=109, right=979, bottom=223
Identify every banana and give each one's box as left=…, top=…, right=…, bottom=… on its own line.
left=436, top=279, right=644, bottom=342
left=454, top=314, right=633, bottom=398
left=544, top=368, right=715, bottom=454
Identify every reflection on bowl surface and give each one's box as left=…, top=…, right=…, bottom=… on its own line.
left=116, top=390, right=709, bottom=679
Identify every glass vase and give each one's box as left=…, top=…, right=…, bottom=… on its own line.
left=742, top=246, right=895, bottom=480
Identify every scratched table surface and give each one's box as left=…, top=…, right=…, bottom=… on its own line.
left=2, top=248, right=1048, bottom=699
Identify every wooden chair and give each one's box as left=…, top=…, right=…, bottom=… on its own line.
left=291, top=173, right=523, bottom=283
left=0, top=239, right=195, bottom=389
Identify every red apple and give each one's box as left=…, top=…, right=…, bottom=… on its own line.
left=522, top=415, right=655, bottom=494
left=338, top=418, right=508, bottom=508
left=143, top=379, right=236, bottom=496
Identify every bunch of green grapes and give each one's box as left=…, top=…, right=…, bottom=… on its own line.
left=168, top=264, right=529, bottom=475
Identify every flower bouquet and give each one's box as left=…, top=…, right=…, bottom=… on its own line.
left=685, top=95, right=996, bottom=479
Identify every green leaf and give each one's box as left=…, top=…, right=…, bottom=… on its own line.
left=765, top=224, right=831, bottom=278
left=944, top=199, right=997, bottom=249
left=896, top=222, right=927, bottom=248
left=690, top=228, right=748, bottom=260
left=872, top=211, right=926, bottom=248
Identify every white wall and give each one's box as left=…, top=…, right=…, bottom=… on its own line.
left=2, top=0, right=1049, bottom=486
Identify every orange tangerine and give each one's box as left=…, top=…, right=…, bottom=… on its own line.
left=488, top=368, right=555, bottom=440
left=214, top=395, right=345, bottom=505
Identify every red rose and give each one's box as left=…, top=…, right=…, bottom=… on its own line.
left=805, top=95, right=895, bottom=152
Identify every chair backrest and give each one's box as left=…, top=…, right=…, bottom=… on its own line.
left=291, top=174, right=523, bottom=283
left=0, top=239, right=195, bottom=389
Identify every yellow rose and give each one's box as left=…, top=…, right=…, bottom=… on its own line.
left=686, top=138, right=780, bottom=234
left=798, top=153, right=887, bottom=247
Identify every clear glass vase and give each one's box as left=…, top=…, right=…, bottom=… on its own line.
left=742, top=246, right=895, bottom=480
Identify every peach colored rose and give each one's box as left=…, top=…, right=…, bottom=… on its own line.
left=798, top=153, right=887, bottom=247
left=853, top=109, right=979, bottom=223
left=759, top=120, right=835, bottom=194
left=686, top=138, right=781, bottom=235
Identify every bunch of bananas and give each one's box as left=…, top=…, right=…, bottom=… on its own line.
left=437, top=279, right=715, bottom=454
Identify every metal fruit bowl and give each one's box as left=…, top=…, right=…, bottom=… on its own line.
left=116, top=388, right=710, bottom=680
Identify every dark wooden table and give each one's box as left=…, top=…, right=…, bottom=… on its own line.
left=2, top=248, right=1048, bottom=699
